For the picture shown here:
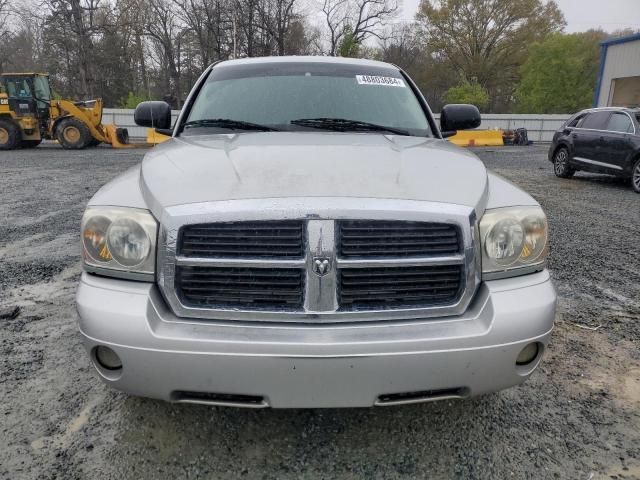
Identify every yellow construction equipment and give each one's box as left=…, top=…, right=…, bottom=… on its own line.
left=448, top=129, right=505, bottom=147
left=0, top=73, right=168, bottom=150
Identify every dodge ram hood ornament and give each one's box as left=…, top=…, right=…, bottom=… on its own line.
left=312, top=257, right=331, bottom=276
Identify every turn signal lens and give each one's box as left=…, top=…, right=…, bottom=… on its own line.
left=520, top=215, right=547, bottom=262
left=82, top=216, right=112, bottom=263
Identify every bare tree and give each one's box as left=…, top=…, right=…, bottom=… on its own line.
left=172, top=0, right=233, bottom=66
left=145, top=0, right=186, bottom=106
left=38, top=0, right=104, bottom=97
left=322, top=0, right=398, bottom=55
left=258, top=0, right=297, bottom=55
left=381, top=23, right=422, bottom=69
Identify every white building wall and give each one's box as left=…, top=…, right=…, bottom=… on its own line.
left=597, top=39, right=640, bottom=107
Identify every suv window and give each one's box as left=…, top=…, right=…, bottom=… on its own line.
left=606, top=112, right=634, bottom=133
left=580, top=111, right=611, bottom=130
left=567, top=114, right=585, bottom=127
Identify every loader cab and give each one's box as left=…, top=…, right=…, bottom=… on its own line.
left=0, top=73, right=52, bottom=119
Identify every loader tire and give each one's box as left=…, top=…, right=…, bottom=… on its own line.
left=56, top=118, right=91, bottom=149
left=21, top=139, right=42, bottom=148
left=0, top=118, right=21, bottom=150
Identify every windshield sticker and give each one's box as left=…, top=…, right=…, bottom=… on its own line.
left=356, top=75, right=405, bottom=87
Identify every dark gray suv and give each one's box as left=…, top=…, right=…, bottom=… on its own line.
left=549, top=107, right=640, bottom=193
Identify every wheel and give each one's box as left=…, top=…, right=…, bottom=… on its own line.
left=21, top=139, right=42, bottom=148
left=553, top=147, right=575, bottom=178
left=632, top=158, right=640, bottom=193
left=56, top=117, right=91, bottom=149
left=0, top=118, right=21, bottom=150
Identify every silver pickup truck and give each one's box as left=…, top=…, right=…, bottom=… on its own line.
left=76, top=56, right=556, bottom=408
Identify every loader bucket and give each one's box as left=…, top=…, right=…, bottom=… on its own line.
left=146, top=128, right=171, bottom=145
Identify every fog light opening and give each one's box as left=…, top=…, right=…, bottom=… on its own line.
left=95, top=346, right=122, bottom=371
left=516, top=342, right=540, bottom=366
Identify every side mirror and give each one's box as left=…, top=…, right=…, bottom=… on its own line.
left=440, top=104, right=481, bottom=138
left=134, top=101, right=172, bottom=130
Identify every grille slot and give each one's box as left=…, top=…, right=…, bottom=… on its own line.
left=339, top=265, right=464, bottom=310
left=179, top=220, right=304, bottom=259
left=337, top=220, right=461, bottom=258
left=177, top=266, right=304, bottom=310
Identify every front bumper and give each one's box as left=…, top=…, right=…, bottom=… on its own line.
left=76, top=270, right=556, bottom=408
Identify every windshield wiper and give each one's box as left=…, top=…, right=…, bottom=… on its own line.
left=183, top=118, right=279, bottom=131
left=290, top=117, right=410, bottom=136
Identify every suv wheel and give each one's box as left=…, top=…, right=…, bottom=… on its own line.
left=632, top=158, right=640, bottom=193
left=553, top=147, right=574, bottom=178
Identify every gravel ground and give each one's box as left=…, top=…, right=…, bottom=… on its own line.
left=0, top=143, right=639, bottom=480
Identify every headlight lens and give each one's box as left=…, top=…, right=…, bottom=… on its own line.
left=81, top=207, right=157, bottom=278
left=480, top=206, right=548, bottom=278
left=106, top=218, right=151, bottom=267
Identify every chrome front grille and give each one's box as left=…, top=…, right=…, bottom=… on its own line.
left=179, top=220, right=304, bottom=259
left=338, top=265, right=464, bottom=310
left=159, top=198, right=480, bottom=323
left=337, top=220, right=461, bottom=258
left=177, top=266, right=304, bottom=310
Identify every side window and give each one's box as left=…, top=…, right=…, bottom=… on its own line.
left=606, top=112, right=633, bottom=133
left=580, top=111, right=611, bottom=130
left=567, top=114, right=585, bottom=127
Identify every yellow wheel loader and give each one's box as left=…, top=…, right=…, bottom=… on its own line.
left=0, top=73, right=170, bottom=150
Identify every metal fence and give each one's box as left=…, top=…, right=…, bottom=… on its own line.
left=102, top=108, right=181, bottom=139
left=434, top=114, right=570, bottom=142
left=104, top=109, right=571, bottom=142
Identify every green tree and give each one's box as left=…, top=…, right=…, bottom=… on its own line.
left=515, top=31, right=607, bottom=113
left=338, top=26, right=360, bottom=57
left=444, top=81, right=489, bottom=110
left=120, top=91, right=153, bottom=109
left=417, top=0, right=565, bottom=112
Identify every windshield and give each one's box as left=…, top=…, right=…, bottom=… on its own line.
left=4, top=78, right=32, bottom=98
left=183, top=62, right=432, bottom=137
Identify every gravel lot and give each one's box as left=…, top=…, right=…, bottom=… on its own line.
left=1, top=143, right=639, bottom=480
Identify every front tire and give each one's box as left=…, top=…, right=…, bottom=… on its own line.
left=56, top=118, right=91, bottom=149
left=553, top=147, right=574, bottom=178
left=632, top=158, right=640, bottom=193
left=0, top=118, right=21, bottom=150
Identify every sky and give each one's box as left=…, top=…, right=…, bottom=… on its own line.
left=400, top=0, right=640, bottom=33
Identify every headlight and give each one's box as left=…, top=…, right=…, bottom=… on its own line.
left=81, top=207, right=157, bottom=279
left=479, top=206, right=548, bottom=278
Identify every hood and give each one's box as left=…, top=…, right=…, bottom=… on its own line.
left=140, top=132, right=488, bottom=215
